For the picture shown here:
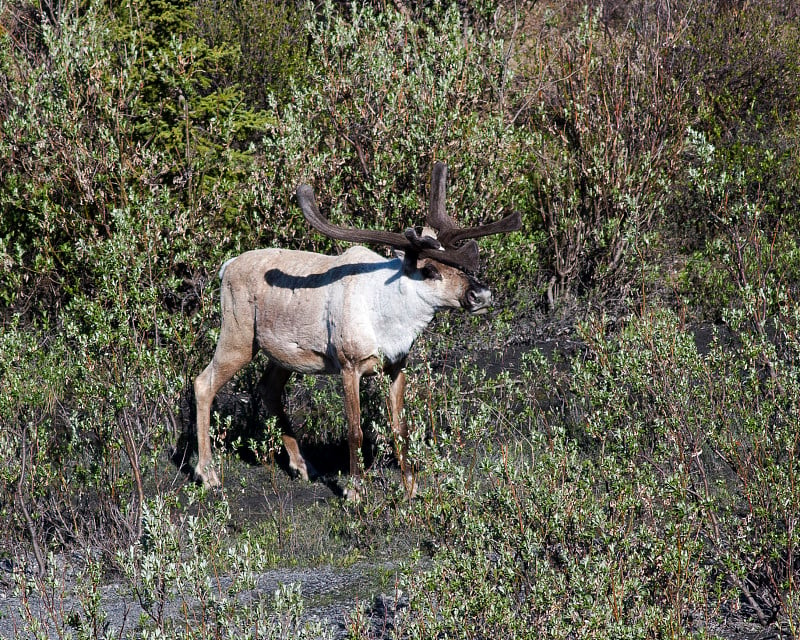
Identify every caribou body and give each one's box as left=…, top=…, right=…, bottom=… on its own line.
left=193, top=163, right=519, bottom=499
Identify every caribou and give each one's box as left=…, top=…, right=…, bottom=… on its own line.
left=193, top=163, right=520, bottom=499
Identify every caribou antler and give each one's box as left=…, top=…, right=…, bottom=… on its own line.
left=297, top=184, right=420, bottom=249
left=427, top=162, right=522, bottom=249
left=296, top=162, right=520, bottom=271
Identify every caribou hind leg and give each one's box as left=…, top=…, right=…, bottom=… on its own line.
left=256, top=362, right=316, bottom=481
left=193, top=330, right=255, bottom=488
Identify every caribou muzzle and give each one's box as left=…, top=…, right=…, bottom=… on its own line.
left=463, top=282, right=493, bottom=315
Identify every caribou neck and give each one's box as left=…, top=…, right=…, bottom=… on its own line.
left=361, top=258, right=437, bottom=365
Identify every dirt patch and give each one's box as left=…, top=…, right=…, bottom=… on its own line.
left=0, top=557, right=401, bottom=639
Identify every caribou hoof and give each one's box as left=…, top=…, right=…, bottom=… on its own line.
left=195, top=464, right=221, bottom=489
left=343, top=482, right=363, bottom=503
left=290, top=459, right=318, bottom=482
left=303, top=460, right=319, bottom=481
left=402, top=473, right=418, bottom=499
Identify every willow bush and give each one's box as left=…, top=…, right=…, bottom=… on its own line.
left=520, top=4, right=688, bottom=307
left=385, top=305, right=800, bottom=637
left=269, top=0, right=534, bottom=266
left=0, top=0, right=265, bottom=558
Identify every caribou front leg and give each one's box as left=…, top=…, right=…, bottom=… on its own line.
left=386, top=360, right=416, bottom=498
left=341, top=366, right=364, bottom=502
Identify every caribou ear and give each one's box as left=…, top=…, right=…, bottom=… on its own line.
left=419, top=262, right=443, bottom=281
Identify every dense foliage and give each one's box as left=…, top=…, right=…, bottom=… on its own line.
left=1, top=0, right=799, bottom=637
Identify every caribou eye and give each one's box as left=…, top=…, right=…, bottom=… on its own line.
left=420, top=263, right=442, bottom=281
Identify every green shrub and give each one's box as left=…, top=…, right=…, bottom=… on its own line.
left=374, top=304, right=800, bottom=637
left=118, top=490, right=333, bottom=639
left=671, top=0, right=800, bottom=323
left=681, top=128, right=800, bottom=323
left=572, top=307, right=800, bottom=632
left=0, top=197, right=199, bottom=560
left=676, top=0, right=800, bottom=139
left=384, top=347, right=702, bottom=639
left=522, top=5, right=688, bottom=307
left=193, top=0, right=310, bottom=109
left=4, top=1, right=800, bottom=637
left=276, top=0, right=535, bottom=279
